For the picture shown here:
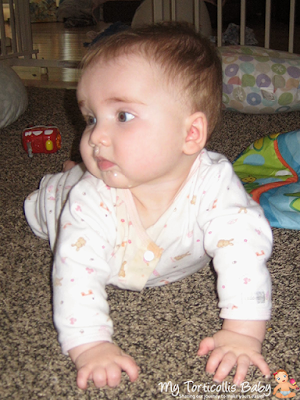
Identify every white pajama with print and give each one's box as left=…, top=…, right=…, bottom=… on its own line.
left=24, top=149, right=273, bottom=354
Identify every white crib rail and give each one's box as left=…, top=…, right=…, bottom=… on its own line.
left=152, top=0, right=297, bottom=53
left=0, top=0, right=38, bottom=62
left=152, top=0, right=209, bottom=32
left=0, top=0, right=297, bottom=70
left=0, top=0, right=77, bottom=68
left=289, top=0, right=296, bottom=53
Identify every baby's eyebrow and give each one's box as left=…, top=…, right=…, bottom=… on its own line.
left=107, top=96, right=146, bottom=105
left=78, top=99, right=85, bottom=109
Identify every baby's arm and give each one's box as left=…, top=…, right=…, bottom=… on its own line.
left=196, top=158, right=273, bottom=384
left=198, top=319, right=269, bottom=385
left=273, top=384, right=281, bottom=395
left=53, top=176, right=140, bottom=389
left=69, top=341, right=139, bottom=389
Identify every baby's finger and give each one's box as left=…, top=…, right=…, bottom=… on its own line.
left=105, top=363, right=122, bottom=387
left=77, top=366, right=93, bottom=390
left=251, top=353, right=270, bottom=378
left=117, top=354, right=139, bottom=382
left=92, top=366, right=109, bottom=388
left=233, top=354, right=250, bottom=386
left=213, top=351, right=237, bottom=383
left=197, top=337, right=215, bottom=356
left=205, top=347, right=226, bottom=374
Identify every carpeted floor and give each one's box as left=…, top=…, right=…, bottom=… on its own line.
left=0, top=87, right=299, bottom=399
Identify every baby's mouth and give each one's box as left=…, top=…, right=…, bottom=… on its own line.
left=97, top=157, right=115, bottom=171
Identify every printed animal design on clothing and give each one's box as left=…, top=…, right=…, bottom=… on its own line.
left=238, top=207, right=247, bottom=214
left=160, top=279, right=170, bottom=285
left=100, top=202, right=110, bottom=213
left=81, top=289, right=93, bottom=296
left=71, top=237, right=86, bottom=251
left=119, top=261, right=127, bottom=277
left=147, top=242, right=164, bottom=259
left=217, top=239, right=234, bottom=248
left=173, top=251, right=191, bottom=261
left=114, top=196, right=124, bottom=207
left=53, top=277, right=63, bottom=286
left=226, top=303, right=239, bottom=310
left=190, top=195, right=197, bottom=205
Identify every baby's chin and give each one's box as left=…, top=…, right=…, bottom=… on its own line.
left=98, top=170, right=135, bottom=190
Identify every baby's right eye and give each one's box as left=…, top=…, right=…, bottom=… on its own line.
left=86, top=116, right=96, bottom=126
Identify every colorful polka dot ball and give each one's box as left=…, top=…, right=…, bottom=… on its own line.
left=220, top=46, right=300, bottom=113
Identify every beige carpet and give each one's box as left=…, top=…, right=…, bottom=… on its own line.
left=1, top=87, right=299, bottom=399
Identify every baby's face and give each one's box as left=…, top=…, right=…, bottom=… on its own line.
left=275, top=372, right=288, bottom=383
left=77, top=54, right=193, bottom=190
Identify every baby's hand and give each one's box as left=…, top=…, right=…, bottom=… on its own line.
left=62, top=160, right=77, bottom=172
left=198, top=320, right=270, bottom=385
left=69, top=341, right=139, bottom=389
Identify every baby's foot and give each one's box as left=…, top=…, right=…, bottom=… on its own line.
left=63, top=160, right=76, bottom=172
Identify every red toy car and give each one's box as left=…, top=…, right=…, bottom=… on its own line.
left=22, top=125, right=62, bottom=157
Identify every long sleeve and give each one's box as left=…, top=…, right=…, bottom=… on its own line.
left=197, top=151, right=273, bottom=320
left=24, top=163, right=86, bottom=251
left=53, top=174, right=117, bottom=354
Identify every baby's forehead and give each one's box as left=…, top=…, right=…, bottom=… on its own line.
left=84, top=51, right=158, bottom=72
left=276, top=372, right=287, bottom=377
left=82, top=52, right=173, bottom=88
left=79, top=51, right=190, bottom=108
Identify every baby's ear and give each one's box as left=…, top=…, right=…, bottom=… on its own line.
left=183, top=112, right=207, bottom=155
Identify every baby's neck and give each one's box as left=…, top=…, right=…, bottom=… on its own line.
left=130, top=176, right=187, bottom=230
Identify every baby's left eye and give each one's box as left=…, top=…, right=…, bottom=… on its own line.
left=86, top=115, right=96, bottom=126
left=118, top=111, right=134, bottom=122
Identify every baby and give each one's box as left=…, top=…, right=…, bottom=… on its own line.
left=24, top=22, right=273, bottom=390
left=273, top=370, right=296, bottom=398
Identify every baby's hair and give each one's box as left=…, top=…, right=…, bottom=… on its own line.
left=81, top=21, right=222, bottom=137
left=274, top=369, right=288, bottom=376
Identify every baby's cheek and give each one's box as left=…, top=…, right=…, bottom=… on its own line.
left=80, top=139, right=90, bottom=161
